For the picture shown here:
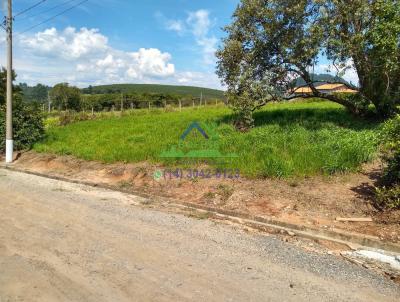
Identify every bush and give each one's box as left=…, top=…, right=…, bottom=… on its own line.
left=380, top=115, right=400, bottom=184
left=375, top=185, right=400, bottom=210
left=0, top=100, right=45, bottom=151
left=58, top=111, right=94, bottom=126
left=375, top=115, right=400, bottom=209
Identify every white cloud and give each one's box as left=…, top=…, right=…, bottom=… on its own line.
left=187, top=10, right=212, bottom=37
left=13, top=27, right=176, bottom=86
left=341, top=60, right=359, bottom=86
left=163, top=9, right=218, bottom=65
left=314, top=60, right=359, bottom=86
left=21, top=27, right=108, bottom=60
left=76, top=48, right=175, bottom=82
left=342, top=68, right=359, bottom=86
left=2, top=26, right=221, bottom=89
left=175, top=71, right=220, bottom=88
left=166, top=20, right=185, bottom=33
left=129, top=48, right=175, bottom=77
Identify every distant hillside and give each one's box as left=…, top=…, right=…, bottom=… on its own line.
left=82, top=84, right=225, bottom=99
left=292, top=74, right=353, bottom=88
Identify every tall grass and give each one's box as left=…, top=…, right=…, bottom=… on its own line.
left=34, top=100, right=380, bottom=178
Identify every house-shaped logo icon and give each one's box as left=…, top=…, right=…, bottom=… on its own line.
left=159, top=121, right=238, bottom=159
left=180, top=122, right=209, bottom=140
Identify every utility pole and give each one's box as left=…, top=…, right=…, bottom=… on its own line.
left=5, top=0, right=13, bottom=163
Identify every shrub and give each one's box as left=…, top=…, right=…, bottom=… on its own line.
left=0, top=100, right=45, bottom=151
left=58, top=111, right=93, bottom=126
left=380, top=115, right=400, bottom=184
left=375, top=185, right=400, bottom=210
left=375, top=115, right=400, bottom=209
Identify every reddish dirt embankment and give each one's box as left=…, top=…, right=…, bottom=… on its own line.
left=7, top=151, right=400, bottom=243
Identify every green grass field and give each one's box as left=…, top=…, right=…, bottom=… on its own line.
left=34, top=100, right=380, bottom=178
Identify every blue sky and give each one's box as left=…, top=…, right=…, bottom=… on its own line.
left=1, top=0, right=357, bottom=89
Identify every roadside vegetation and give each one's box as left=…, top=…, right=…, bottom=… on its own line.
left=0, top=69, right=44, bottom=152
left=375, top=115, right=400, bottom=209
left=34, top=100, right=379, bottom=178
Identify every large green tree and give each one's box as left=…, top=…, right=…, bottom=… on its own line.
left=0, top=67, right=19, bottom=105
left=50, top=83, right=81, bottom=111
left=217, top=0, right=400, bottom=129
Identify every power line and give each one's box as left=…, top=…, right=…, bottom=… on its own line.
left=14, top=0, right=47, bottom=18
left=17, top=0, right=78, bottom=21
left=18, top=0, right=89, bottom=35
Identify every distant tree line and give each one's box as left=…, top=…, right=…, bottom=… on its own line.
left=18, top=83, right=50, bottom=103
left=18, top=82, right=222, bottom=112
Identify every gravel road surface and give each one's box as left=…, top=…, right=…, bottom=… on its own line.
left=0, top=169, right=399, bottom=302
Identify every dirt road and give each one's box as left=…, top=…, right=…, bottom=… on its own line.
left=0, top=169, right=398, bottom=302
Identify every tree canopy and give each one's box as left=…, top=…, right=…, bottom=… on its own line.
left=50, top=83, right=81, bottom=111
left=19, top=83, right=50, bottom=103
left=217, top=0, right=400, bottom=129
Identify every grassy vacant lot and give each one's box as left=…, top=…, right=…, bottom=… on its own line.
left=34, top=100, right=380, bottom=178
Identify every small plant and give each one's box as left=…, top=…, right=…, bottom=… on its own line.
left=164, top=104, right=175, bottom=112
left=58, top=111, right=92, bottom=126
left=118, top=180, right=132, bottom=190
left=58, top=111, right=74, bottom=126
left=375, top=115, right=400, bottom=209
left=203, top=191, right=216, bottom=200
left=188, top=210, right=212, bottom=220
left=216, top=184, right=234, bottom=201
left=375, top=185, right=400, bottom=210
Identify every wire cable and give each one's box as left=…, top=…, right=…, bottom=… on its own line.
left=14, top=0, right=47, bottom=18
left=18, top=0, right=89, bottom=35
left=17, top=0, right=78, bottom=21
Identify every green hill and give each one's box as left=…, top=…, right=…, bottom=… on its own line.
left=82, top=84, right=225, bottom=99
